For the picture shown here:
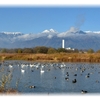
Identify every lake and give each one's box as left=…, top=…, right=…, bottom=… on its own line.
left=0, top=60, right=100, bottom=95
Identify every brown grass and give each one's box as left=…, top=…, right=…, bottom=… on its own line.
left=5, top=89, right=18, bottom=95
left=0, top=88, right=18, bottom=95
left=0, top=53, right=100, bottom=62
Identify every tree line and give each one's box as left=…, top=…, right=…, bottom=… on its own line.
left=0, top=46, right=99, bottom=54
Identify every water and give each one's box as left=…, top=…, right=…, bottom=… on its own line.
left=0, top=60, right=100, bottom=94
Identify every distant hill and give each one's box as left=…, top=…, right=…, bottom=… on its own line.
left=0, top=28, right=100, bottom=51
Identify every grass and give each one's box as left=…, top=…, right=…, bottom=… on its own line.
left=0, top=63, right=18, bottom=94
left=0, top=53, right=100, bottom=62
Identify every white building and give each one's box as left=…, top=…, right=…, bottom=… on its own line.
left=62, top=39, right=65, bottom=48
left=62, top=39, right=75, bottom=50
left=66, top=47, right=75, bottom=51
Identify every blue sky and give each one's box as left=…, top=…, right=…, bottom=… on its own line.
left=0, top=7, right=100, bottom=34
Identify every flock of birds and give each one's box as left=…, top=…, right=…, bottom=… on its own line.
left=8, top=62, right=45, bottom=74
left=0, top=61, right=100, bottom=94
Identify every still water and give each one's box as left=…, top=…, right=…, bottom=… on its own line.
left=0, top=60, right=100, bottom=94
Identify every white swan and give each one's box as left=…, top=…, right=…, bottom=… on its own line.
left=9, top=65, right=13, bottom=68
left=41, top=65, right=44, bottom=68
left=21, top=69, right=25, bottom=73
left=40, top=68, right=44, bottom=73
left=60, top=64, right=64, bottom=68
left=30, top=64, right=34, bottom=68
left=21, top=64, right=26, bottom=68
left=35, top=65, right=39, bottom=68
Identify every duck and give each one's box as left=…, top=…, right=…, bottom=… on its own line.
left=85, top=75, right=90, bottom=78
left=81, top=90, right=87, bottom=94
left=48, top=69, right=50, bottom=71
left=96, top=80, right=99, bottom=83
left=87, top=73, right=90, bottom=75
left=31, top=70, right=34, bottom=72
left=72, top=79, right=77, bottom=83
left=75, top=68, right=78, bottom=71
left=65, top=77, right=69, bottom=81
left=74, top=74, right=77, bottom=76
left=66, top=74, right=69, bottom=76
left=30, top=85, right=36, bottom=88
left=66, top=72, right=69, bottom=74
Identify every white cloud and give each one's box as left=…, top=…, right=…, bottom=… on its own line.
left=67, top=27, right=78, bottom=33
left=47, top=34, right=53, bottom=39
left=57, top=27, right=78, bottom=37
left=3, top=32, right=22, bottom=35
left=13, top=29, right=58, bottom=41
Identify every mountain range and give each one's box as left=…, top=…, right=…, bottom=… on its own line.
left=0, top=27, right=100, bottom=51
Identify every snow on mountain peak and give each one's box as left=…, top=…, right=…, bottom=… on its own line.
left=1, top=28, right=100, bottom=42
left=3, top=32, right=23, bottom=35
left=93, top=31, right=100, bottom=34
left=42, top=29, right=57, bottom=33
left=42, top=30, right=50, bottom=33
left=49, top=29, right=56, bottom=32
left=85, top=31, right=100, bottom=34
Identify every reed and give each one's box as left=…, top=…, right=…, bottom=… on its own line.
left=0, top=64, right=18, bottom=94
left=0, top=53, right=100, bottom=62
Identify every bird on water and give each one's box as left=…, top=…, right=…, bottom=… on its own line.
left=72, top=79, right=77, bottom=83
left=81, top=90, right=87, bottom=94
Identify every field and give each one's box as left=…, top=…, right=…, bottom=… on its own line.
left=0, top=53, right=100, bottom=62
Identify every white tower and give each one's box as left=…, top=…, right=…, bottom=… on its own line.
left=62, top=39, right=65, bottom=48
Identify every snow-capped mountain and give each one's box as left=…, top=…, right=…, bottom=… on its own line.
left=0, top=28, right=100, bottom=50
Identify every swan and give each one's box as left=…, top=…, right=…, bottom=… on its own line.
left=35, top=65, right=39, bottom=68
left=30, top=64, right=34, bottom=68
left=60, top=64, right=64, bottom=68
left=21, top=69, right=25, bottom=73
left=21, top=64, right=24, bottom=68
left=75, top=68, right=78, bottom=71
left=9, top=65, right=13, bottom=68
left=40, top=68, right=44, bottom=73
left=41, top=65, right=44, bottom=68
left=21, top=64, right=28, bottom=68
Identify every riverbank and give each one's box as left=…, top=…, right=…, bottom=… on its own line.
left=0, top=53, right=100, bottom=63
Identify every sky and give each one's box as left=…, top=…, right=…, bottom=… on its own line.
left=0, top=7, right=100, bottom=34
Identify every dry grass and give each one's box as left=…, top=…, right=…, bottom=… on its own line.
left=0, top=53, right=100, bottom=62
left=5, top=89, right=18, bottom=95
left=0, top=64, right=18, bottom=94
left=0, top=89, right=18, bottom=95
